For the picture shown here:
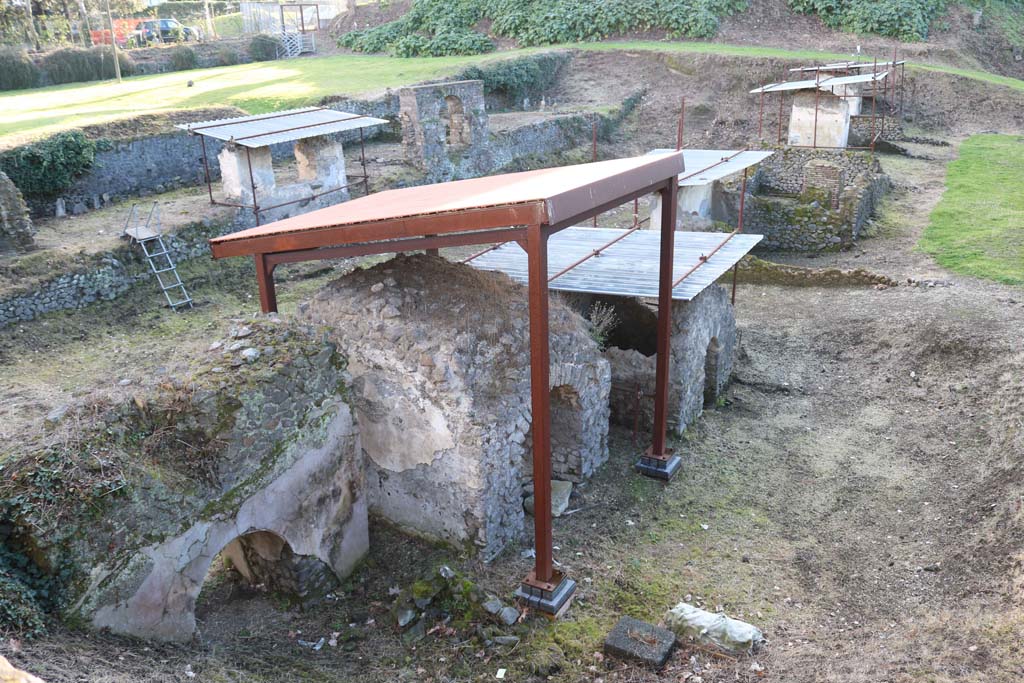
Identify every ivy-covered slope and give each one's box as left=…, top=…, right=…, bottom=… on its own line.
left=338, top=0, right=1020, bottom=56
left=339, top=0, right=750, bottom=57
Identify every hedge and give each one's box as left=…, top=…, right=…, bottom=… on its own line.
left=39, top=46, right=136, bottom=85
left=0, top=131, right=98, bottom=199
left=0, top=48, right=41, bottom=91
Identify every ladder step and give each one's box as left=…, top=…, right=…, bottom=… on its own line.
left=161, top=283, right=186, bottom=292
left=146, top=250, right=169, bottom=259
left=153, top=266, right=177, bottom=274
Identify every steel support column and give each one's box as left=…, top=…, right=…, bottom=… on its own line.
left=255, top=253, right=277, bottom=313
left=515, top=223, right=576, bottom=616
left=636, top=178, right=681, bottom=481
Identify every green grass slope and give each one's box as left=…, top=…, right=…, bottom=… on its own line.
left=921, top=134, right=1024, bottom=285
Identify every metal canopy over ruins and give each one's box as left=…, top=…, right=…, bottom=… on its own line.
left=176, top=107, right=388, bottom=147
left=749, top=70, right=888, bottom=94
left=470, top=227, right=762, bottom=301
left=654, top=149, right=775, bottom=186
left=788, top=60, right=905, bottom=73
left=209, top=152, right=690, bottom=618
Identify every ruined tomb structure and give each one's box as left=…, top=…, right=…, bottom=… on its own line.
left=399, top=80, right=490, bottom=181
left=48, top=327, right=369, bottom=642
left=574, top=285, right=737, bottom=434
left=303, top=255, right=611, bottom=561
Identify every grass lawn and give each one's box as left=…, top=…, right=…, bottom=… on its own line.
left=0, top=52, right=512, bottom=143
left=921, top=134, right=1024, bottom=285
left=3, top=40, right=1024, bottom=145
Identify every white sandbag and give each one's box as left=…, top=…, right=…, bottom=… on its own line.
left=664, top=602, right=765, bottom=654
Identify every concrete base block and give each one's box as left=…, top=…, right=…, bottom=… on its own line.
left=635, top=453, right=682, bottom=481
left=604, top=616, right=676, bottom=669
left=515, top=573, right=577, bottom=617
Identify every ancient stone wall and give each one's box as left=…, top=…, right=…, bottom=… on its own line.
left=302, top=255, right=610, bottom=561
left=595, top=286, right=737, bottom=435
left=0, top=172, right=35, bottom=253
left=756, top=147, right=878, bottom=196
left=848, top=113, right=905, bottom=146
left=399, top=80, right=490, bottom=181
left=0, top=217, right=230, bottom=328
left=4, top=323, right=367, bottom=642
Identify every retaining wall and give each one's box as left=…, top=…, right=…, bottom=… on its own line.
left=0, top=217, right=230, bottom=328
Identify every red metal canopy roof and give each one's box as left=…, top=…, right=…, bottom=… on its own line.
left=209, top=152, right=685, bottom=258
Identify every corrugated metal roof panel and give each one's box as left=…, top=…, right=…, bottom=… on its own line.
left=648, top=149, right=775, bottom=186
left=470, top=227, right=762, bottom=301
left=176, top=107, right=389, bottom=148
left=750, top=70, right=888, bottom=94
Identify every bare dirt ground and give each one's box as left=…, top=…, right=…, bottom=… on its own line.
left=4, top=117, right=1023, bottom=683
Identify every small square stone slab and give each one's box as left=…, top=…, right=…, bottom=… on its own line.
left=603, top=616, right=676, bottom=669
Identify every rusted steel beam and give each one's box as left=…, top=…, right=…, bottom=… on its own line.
left=255, top=253, right=277, bottom=313
left=677, top=150, right=746, bottom=184
left=546, top=177, right=674, bottom=233
left=732, top=168, right=748, bottom=305
left=676, top=96, right=686, bottom=151
left=526, top=223, right=554, bottom=583
left=650, top=177, right=677, bottom=459
left=245, top=146, right=261, bottom=226
left=199, top=135, right=214, bottom=205
left=210, top=203, right=547, bottom=258
left=265, top=227, right=527, bottom=268
left=461, top=241, right=508, bottom=264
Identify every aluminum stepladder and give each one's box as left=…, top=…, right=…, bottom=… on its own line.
left=123, top=203, right=193, bottom=311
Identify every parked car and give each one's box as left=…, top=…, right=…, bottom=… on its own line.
left=133, top=19, right=203, bottom=45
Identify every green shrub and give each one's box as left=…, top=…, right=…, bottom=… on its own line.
left=788, top=0, right=949, bottom=40
left=0, top=48, right=41, bottom=91
left=216, top=45, right=241, bottom=65
left=0, top=130, right=98, bottom=199
left=0, top=571, right=46, bottom=638
left=337, top=0, right=749, bottom=55
left=40, top=46, right=136, bottom=85
left=169, top=45, right=198, bottom=70
left=459, top=52, right=570, bottom=105
left=249, top=33, right=283, bottom=61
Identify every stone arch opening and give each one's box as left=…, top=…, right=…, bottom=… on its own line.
left=196, top=530, right=338, bottom=624
left=549, top=384, right=585, bottom=479
left=703, top=336, right=722, bottom=406
left=441, top=95, right=472, bottom=148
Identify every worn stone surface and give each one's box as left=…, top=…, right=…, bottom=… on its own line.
left=6, top=323, right=367, bottom=642
left=400, top=80, right=489, bottom=180
left=0, top=218, right=230, bottom=329
left=604, top=616, right=676, bottom=669
left=0, top=171, right=35, bottom=254
left=722, top=147, right=890, bottom=252
left=591, top=286, right=737, bottom=435
left=524, top=479, right=573, bottom=517
left=303, top=254, right=610, bottom=560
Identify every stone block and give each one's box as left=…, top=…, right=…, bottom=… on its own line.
left=604, top=616, right=676, bottom=669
